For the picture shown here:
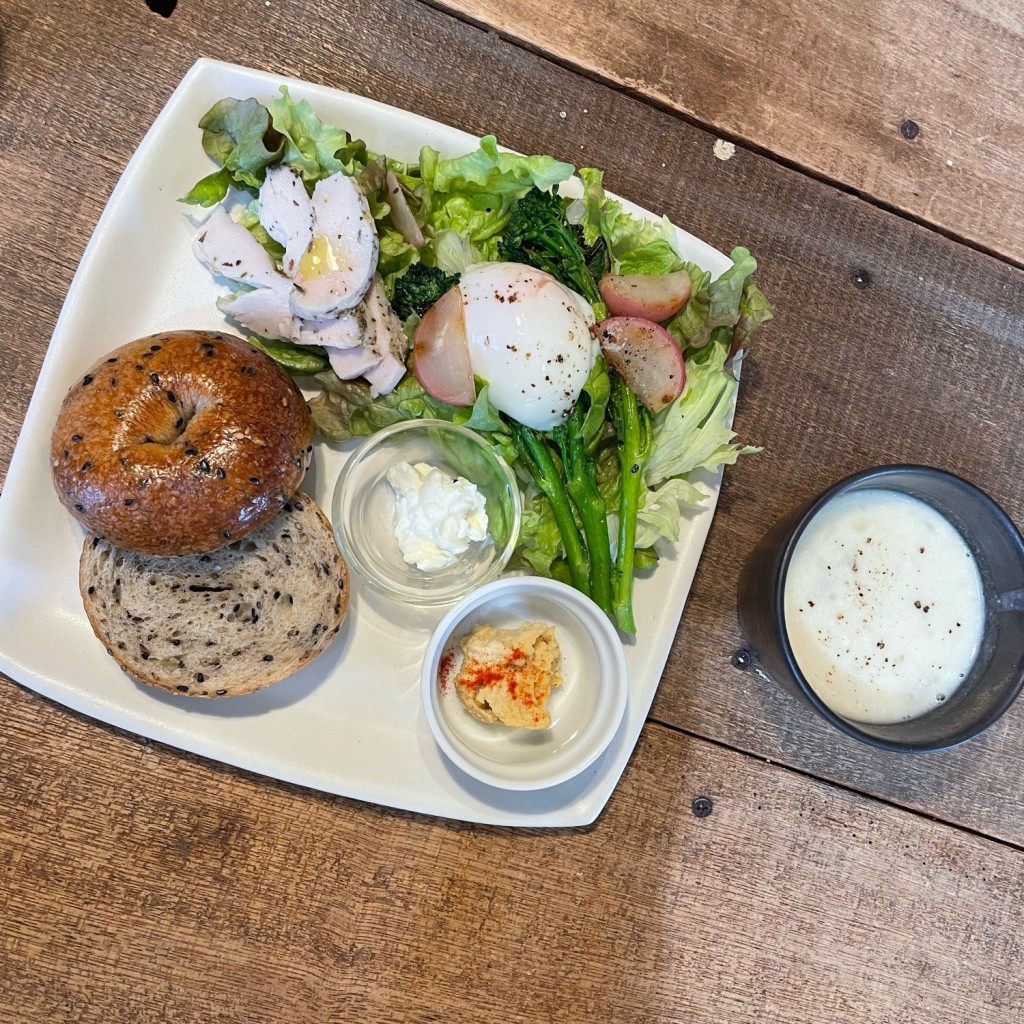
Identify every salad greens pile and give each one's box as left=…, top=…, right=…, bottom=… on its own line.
left=182, top=87, right=772, bottom=633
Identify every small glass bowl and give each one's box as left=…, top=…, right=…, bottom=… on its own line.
left=421, top=577, right=629, bottom=791
left=331, top=420, right=522, bottom=606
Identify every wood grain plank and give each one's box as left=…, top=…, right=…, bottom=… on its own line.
left=2, top=681, right=1022, bottom=1024
left=431, top=0, right=1024, bottom=264
left=2, top=3, right=1024, bottom=1015
left=658, top=170, right=1024, bottom=845
left=2, top=0, right=1024, bottom=844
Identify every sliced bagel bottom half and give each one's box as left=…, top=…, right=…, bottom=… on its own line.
left=80, top=493, right=349, bottom=697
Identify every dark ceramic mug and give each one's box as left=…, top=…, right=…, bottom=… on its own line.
left=737, top=465, right=1024, bottom=752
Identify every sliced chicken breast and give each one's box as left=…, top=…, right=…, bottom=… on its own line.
left=361, top=275, right=410, bottom=396
left=363, top=351, right=407, bottom=397
left=292, top=308, right=367, bottom=350
left=290, top=172, right=378, bottom=321
left=217, top=285, right=294, bottom=342
left=328, top=346, right=385, bottom=380
left=259, top=165, right=315, bottom=277
left=193, top=204, right=287, bottom=290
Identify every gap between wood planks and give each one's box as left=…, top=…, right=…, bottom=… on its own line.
left=414, top=0, right=1024, bottom=275
left=643, top=716, right=1024, bottom=855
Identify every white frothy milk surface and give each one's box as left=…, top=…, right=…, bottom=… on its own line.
left=783, top=489, right=986, bottom=724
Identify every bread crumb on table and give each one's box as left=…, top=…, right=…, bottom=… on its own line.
left=713, top=139, right=736, bottom=162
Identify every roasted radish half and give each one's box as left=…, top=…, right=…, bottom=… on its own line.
left=412, top=287, right=475, bottom=406
left=593, top=317, right=686, bottom=413
left=599, top=270, right=692, bottom=322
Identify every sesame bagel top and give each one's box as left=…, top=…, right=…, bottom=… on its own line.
left=50, top=330, right=313, bottom=556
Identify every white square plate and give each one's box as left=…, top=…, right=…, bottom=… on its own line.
left=0, top=59, right=733, bottom=827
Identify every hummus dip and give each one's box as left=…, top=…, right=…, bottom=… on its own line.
left=454, top=621, right=562, bottom=729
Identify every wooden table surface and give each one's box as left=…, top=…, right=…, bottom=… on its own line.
left=2, top=1, right=1023, bottom=1021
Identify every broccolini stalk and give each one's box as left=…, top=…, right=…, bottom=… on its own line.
left=510, top=421, right=591, bottom=598
left=552, top=402, right=614, bottom=614
left=610, top=373, right=653, bottom=634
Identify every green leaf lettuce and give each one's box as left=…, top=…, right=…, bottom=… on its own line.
left=265, top=86, right=367, bottom=183
left=418, top=136, right=574, bottom=252
left=646, top=339, right=760, bottom=488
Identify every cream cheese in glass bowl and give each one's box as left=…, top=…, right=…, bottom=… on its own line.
left=331, top=420, right=521, bottom=607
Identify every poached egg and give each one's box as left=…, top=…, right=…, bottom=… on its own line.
left=459, top=262, right=597, bottom=430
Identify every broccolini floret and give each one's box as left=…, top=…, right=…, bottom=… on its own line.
left=498, top=188, right=607, bottom=312
left=392, top=263, right=459, bottom=321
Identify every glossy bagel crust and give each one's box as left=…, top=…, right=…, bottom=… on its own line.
left=51, top=330, right=313, bottom=556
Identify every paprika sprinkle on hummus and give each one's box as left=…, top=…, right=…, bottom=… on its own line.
left=454, top=621, right=562, bottom=729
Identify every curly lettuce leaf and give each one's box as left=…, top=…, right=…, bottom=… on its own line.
left=633, top=476, right=707, bottom=548
left=429, top=135, right=573, bottom=196
left=568, top=167, right=680, bottom=273
left=515, top=490, right=565, bottom=576
left=309, top=373, right=443, bottom=442
left=308, top=369, right=508, bottom=443
left=376, top=226, right=420, bottom=295
left=646, top=339, right=760, bottom=487
left=579, top=356, right=611, bottom=448
left=194, top=97, right=284, bottom=191
left=181, top=89, right=369, bottom=201
left=431, top=228, right=488, bottom=275
left=617, top=238, right=686, bottom=276
left=265, top=86, right=367, bottom=183
left=459, top=383, right=506, bottom=433
left=418, top=136, right=574, bottom=249
left=180, top=167, right=235, bottom=208
left=667, top=247, right=772, bottom=352
left=568, top=166, right=615, bottom=249
left=180, top=98, right=281, bottom=201
left=246, top=336, right=329, bottom=376
left=732, top=275, right=775, bottom=357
